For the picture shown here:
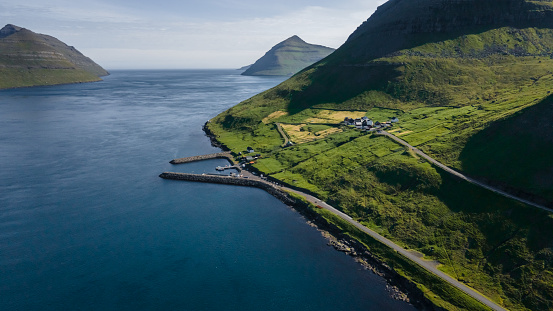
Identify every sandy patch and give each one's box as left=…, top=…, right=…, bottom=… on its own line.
left=316, top=127, right=342, bottom=137
left=262, top=111, right=288, bottom=124
left=281, top=123, right=342, bottom=144
left=305, top=110, right=366, bottom=124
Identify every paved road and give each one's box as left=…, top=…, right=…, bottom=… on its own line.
left=170, top=154, right=506, bottom=310
left=378, top=131, right=551, bottom=213
left=229, top=168, right=506, bottom=310
left=282, top=187, right=507, bottom=311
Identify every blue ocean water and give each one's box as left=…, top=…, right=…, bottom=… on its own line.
left=0, top=70, right=416, bottom=310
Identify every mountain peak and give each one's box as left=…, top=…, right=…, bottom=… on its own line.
left=284, top=35, right=306, bottom=44
left=242, top=35, right=335, bottom=76
left=0, top=24, right=22, bottom=38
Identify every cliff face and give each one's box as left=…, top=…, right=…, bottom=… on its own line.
left=350, top=0, right=553, bottom=38
left=242, top=35, right=335, bottom=76
left=334, top=0, right=553, bottom=63
left=0, top=24, right=108, bottom=89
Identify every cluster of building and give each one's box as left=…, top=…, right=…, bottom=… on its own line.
left=344, top=116, right=399, bottom=130
left=238, top=147, right=262, bottom=164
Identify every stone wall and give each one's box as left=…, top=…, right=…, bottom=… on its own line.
left=159, top=172, right=295, bottom=205
left=170, top=152, right=234, bottom=165
left=159, top=171, right=439, bottom=310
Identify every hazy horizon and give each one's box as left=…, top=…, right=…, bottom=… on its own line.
left=1, top=0, right=385, bottom=69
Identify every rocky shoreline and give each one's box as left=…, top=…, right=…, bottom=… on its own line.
left=200, top=122, right=443, bottom=311
left=299, top=209, right=440, bottom=311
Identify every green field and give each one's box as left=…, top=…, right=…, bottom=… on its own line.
left=205, top=14, right=553, bottom=311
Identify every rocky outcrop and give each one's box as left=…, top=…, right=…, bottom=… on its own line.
left=0, top=24, right=21, bottom=39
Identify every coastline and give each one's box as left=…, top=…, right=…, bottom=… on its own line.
left=0, top=73, right=109, bottom=91
left=200, top=122, right=441, bottom=311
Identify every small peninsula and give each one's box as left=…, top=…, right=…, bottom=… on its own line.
left=207, top=0, right=553, bottom=310
left=241, top=35, right=335, bottom=76
left=0, top=24, right=108, bottom=89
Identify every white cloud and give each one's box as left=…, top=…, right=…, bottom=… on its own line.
left=1, top=0, right=384, bottom=69
left=1, top=1, right=142, bottom=24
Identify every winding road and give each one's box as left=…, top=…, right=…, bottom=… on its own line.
left=232, top=169, right=507, bottom=311
left=377, top=131, right=551, bottom=213
left=167, top=142, right=523, bottom=310
left=282, top=187, right=507, bottom=311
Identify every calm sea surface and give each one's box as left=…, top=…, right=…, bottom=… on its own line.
left=0, top=70, right=415, bottom=310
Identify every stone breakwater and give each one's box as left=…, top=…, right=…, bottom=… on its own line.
left=170, top=152, right=235, bottom=166
left=159, top=171, right=436, bottom=309
left=159, top=172, right=294, bottom=205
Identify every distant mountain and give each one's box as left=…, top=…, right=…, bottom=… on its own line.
left=0, top=24, right=108, bottom=89
left=242, top=35, right=335, bottom=76
left=237, top=64, right=252, bottom=71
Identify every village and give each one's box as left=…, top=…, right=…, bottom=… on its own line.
left=343, top=116, right=399, bottom=130
left=211, top=114, right=402, bottom=174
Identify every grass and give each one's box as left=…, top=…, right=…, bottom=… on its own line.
left=205, top=24, right=553, bottom=311
left=270, top=171, right=324, bottom=196
left=0, top=28, right=107, bottom=89
left=208, top=86, right=553, bottom=310
left=315, top=207, right=492, bottom=311
left=459, top=95, right=553, bottom=202
left=0, top=68, right=101, bottom=89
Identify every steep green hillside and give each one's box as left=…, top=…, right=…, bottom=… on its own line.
left=242, top=35, right=335, bottom=76
left=460, top=95, right=553, bottom=202
left=207, top=0, right=553, bottom=310
left=0, top=24, right=108, bottom=89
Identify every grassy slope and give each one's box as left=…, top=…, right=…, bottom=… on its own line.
left=0, top=28, right=106, bottom=89
left=207, top=25, right=553, bottom=311
left=0, top=68, right=101, bottom=89
left=459, top=95, right=553, bottom=202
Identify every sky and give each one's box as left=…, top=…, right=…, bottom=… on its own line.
left=0, top=0, right=385, bottom=69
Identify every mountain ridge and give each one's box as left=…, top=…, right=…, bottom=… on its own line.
left=0, top=24, right=108, bottom=89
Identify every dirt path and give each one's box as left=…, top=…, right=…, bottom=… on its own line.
left=275, top=123, right=291, bottom=146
